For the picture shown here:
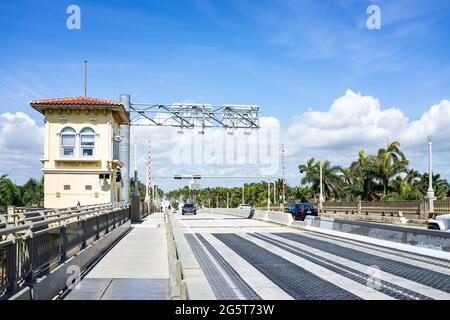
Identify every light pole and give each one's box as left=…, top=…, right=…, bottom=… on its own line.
left=273, top=181, right=276, bottom=205
left=267, top=179, right=271, bottom=211
left=427, top=136, right=435, bottom=198
left=425, top=136, right=435, bottom=216
left=226, top=192, right=229, bottom=208
left=318, top=161, right=324, bottom=210
left=242, top=184, right=245, bottom=204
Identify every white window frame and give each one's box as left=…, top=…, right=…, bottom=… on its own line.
left=60, top=127, right=76, bottom=158
left=79, top=127, right=96, bottom=158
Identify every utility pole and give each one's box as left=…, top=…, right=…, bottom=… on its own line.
left=119, top=94, right=131, bottom=204
left=267, top=179, right=271, bottom=211
left=134, top=137, right=138, bottom=173
left=242, top=184, right=245, bottom=204
left=131, top=136, right=140, bottom=222
left=145, top=139, right=152, bottom=213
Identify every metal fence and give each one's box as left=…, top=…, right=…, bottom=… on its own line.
left=0, top=203, right=129, bottom=297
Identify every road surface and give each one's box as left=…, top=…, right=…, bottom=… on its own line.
left=173, top=211, right=450, bottom=300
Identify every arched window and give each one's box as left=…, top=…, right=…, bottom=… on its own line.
left=80, top=127, right=95, bottom=157
left=60, top=127, right=76, bottom=157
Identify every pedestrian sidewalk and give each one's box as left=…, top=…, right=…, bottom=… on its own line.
left=64, top=212, right=170, bottom=300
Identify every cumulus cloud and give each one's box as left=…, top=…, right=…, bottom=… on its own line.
left=284, top=90, right=450, bottom=182
left=0, top=112, right=43, bottom=183
left=2, top=91, right=450, bottom=188
left=131, top=116, right=281, bottom=189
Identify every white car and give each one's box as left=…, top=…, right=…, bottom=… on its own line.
left=427, top=214, right=450, bottom=231
left=237, top=204, right=252, bottom=210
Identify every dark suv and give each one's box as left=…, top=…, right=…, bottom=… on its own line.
left=182, top=203, right=197, bottom=215
left=285, top=203, right=317, bottom=220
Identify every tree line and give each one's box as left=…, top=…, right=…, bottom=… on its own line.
left=1, top=141, right=449, bottom=211
left=0, top=175, right=163, bottom=212
left=165, top=141, right=450, bottom=207
left=0, top=175, right=43, bottom=212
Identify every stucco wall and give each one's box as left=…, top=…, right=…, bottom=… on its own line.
left=42, top=109, right=122, bottom=208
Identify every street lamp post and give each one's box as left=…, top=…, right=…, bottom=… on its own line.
left=427, top=136, right=435, bottom=198
left=318, top=161, right=324, bottom=210
left=425, top=136, right=436, bottom=215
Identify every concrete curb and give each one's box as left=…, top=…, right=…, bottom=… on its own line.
left=165, top=210, right=215, bottom=300
left=165, top=210, right=184, bottom=300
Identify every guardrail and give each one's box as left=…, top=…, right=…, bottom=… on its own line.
left=305, top=216, right=450, bottom=254
left=0, top=202, right=130, bottom=298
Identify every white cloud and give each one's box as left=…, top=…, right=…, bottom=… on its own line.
left=0, top=112, right=43, bottom=183
left=284, top=90, right=450, bottom=183
left=131, top=116, right=280, bottom=190
left=2, top=91, right=450, bottom=189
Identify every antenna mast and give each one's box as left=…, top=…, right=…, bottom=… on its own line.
left=84, top=60, right=87, bottom=97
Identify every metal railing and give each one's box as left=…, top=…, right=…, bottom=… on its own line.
left=0, top=203, right=129, bottom=297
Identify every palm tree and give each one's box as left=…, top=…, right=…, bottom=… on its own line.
left=369, top=141, right=409, bottom=196
left=388, top=175, right=423, bottom=200
left=417, top=173, right=450, bottom=199
left=299, top=158, right=343, bottom=200
left=347, top=149, right=379, bottom=200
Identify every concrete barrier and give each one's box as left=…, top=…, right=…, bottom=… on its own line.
left=305, top=216, right=450, bottom=254
left=166, top=210, right=216, bottom=300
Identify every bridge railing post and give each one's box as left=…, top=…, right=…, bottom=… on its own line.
left=60, top=224, right=68, bottom=261
left=5, top=238, right=18, bottom=294
left=95, top=215, right=100, bottom=240
left=81, top=219, right=87, bottom=249
left=25, top=235, right=34, bottom=283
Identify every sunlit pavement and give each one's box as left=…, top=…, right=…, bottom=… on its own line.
left=174, top=211, right=450, bottom=300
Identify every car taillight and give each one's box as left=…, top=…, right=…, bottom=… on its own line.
left=299, top=209, right=304, bottom=213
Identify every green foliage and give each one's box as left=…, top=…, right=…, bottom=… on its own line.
left=0, top=174, right=44, bottom=211
left=297, top=141, right=449, bottom=202
left=129, top=177, right=164, bottom=201
left=165, top=181, right=294, bottom=208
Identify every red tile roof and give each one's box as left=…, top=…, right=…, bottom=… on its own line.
left=30, top=96, right=123, bottom=107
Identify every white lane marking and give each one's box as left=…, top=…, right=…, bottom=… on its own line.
left=176, top=215, right=246, bottom=299
left=238, top=233, right=393, bottom=300
left=258, top=233, right=421, bottom=300
left=202, top=233, right=294, bottom=300
left=268, top=233, right=450, bottom=300
left=298, top=231, right=450, bottom=276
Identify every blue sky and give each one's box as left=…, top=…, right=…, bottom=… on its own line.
left=1, top=0, right=450, bottom=189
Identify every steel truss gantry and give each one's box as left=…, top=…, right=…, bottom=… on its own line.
left=129, top=103, right=260, bottom=129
